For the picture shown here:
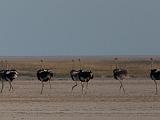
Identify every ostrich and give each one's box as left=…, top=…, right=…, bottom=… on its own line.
left=0, top=60, right=18, bottom=93
left=150, top=58, right=160, bottom=95
left=70, top=69, right=80, bottom=91
left=36, top=60, right=54, bottom=94
left=78, top=69, right=93, bottom=94
left=113, top=58, right=128, bottom=93
left=1, top=69, right=18, bottom=92
left=70, top=59, right=93, bottom=94
left=70, top=59, right=81, bottom=92
left=37, top=69, right=53, bottom=94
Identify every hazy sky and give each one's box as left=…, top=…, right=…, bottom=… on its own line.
left=0, top=0, right=160, bottom=56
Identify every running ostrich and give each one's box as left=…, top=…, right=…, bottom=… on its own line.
left=70, top=59, right=93, bottom=94
left=150, top=58, right=160, bottom=95
left=113, top=58, right=128, bottom=93
left=0, top=60, right=18, bottom=93
left=70, top=59, right=81, bottom=92
left=36, top=60, right=54, bottom=94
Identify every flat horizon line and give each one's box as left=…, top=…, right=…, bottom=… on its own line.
left=0, top=55, right=160, bottom=61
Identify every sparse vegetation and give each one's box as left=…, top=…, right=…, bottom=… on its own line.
left=2, top=57, right=158, bottom=80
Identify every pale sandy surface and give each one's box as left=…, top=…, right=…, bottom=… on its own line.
left=0, top=79, right=160, bottom=120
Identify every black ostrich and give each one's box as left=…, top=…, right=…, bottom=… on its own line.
left=0, top=69, right=18, bottom=93
left=70, top=59, right=93, bottom=94
left=150, top=58, right=160, bottom=95
left=70, top=59, right=81, bottom=92
left=113, top=58, right=128, bottom=93
left=70, top=69, right=80, bottom=90
left=37, top=69, right=53, bottom=94
left=70, top=58, right=93, bottom=94
left=79, top=69, right=93, bottom=93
